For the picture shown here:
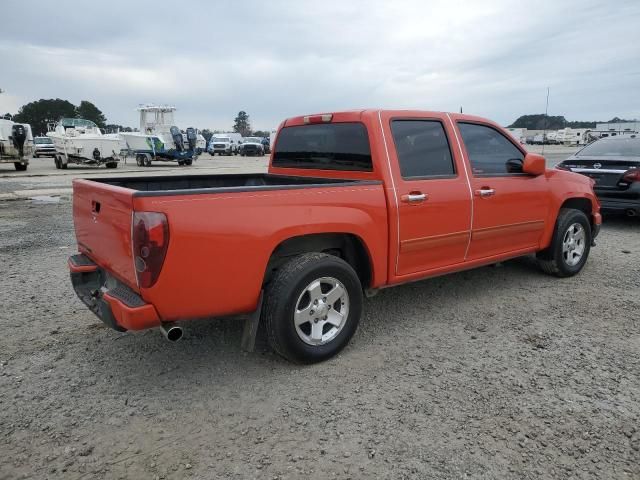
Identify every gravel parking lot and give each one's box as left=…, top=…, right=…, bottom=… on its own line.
left=1, top=149, right=639, bottom=479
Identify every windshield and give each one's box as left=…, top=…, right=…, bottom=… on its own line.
left=35, top=137, right=53, bottom=144
left=244, top=137, right=261, bottom=143
left=60, top=118, right=98, bottom=128
left=213, top=137, right=230, bottom=142
left=577, top=137, right=640, bottom=157
left=272, top=122, right=372, bottom=172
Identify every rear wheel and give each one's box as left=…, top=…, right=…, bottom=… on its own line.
left=537, top=208, right=591, bottom=277
left=105, top=162, right=118, bottom=169
left=143, top=155, right=152, bottom=167
left=136, top=154, right=144, bottom=167
left=14, top=162, right=27, bottom=171
left=54, top=156, right=61, bottom=169
left=262, top=253, right=363, bottom=363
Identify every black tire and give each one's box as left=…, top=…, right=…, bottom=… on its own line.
left=184, top=158, right=193, bottom=166
left=54, top=157, right=61, bottom=169
left=143, top=156, right=152, bottom=167
left=262, top=253, right=363, bottom=364
left=537, top=208, right=591, bottom=277
left=61, top=161, right=68, bottom=169
left=14, top=162, right=27, bottom=171
left=136, top=155, right=144, bottom=167
left=105, top=162, right=118, bottom=168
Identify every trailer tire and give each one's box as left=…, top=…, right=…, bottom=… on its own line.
left=105, top=162, right=118, bottom=169
left=54, top=156, right=61, bottom=169
left=262, top=253, right=363, bottom=364
left=14, top=162, right=27, bottom=171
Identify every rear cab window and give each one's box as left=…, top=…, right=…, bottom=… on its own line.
left=272, top=123, right=373, bottom=172
left=390, top=120, right=455, bottom=178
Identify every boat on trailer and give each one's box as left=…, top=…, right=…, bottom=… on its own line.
left=47, top=118, right=122, bottom=169
left=0, top=119, right=33, bottom=171
left=119, top=105, right=199, bottom=167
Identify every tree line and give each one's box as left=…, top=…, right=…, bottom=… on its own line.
left=509, top=114, right=638, bottom=130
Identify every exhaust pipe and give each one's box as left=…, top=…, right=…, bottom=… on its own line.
left=626, top=209, right=638, bottom=217
left=159, top=322, right=183, bottom=342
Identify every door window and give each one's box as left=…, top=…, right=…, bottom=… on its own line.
left=458, top=123, right=524, bottom=175
left=391, top=120, right=455, bottom=179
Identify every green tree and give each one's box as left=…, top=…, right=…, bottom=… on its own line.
left=233, top=111, right=251, bottom=137
left=13, top=98, right=77, bottom=135
left=76, top=100, right=107, bottom=128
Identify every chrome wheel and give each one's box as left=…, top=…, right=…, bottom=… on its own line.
left=562, top=223, right=585, bottom=266
left=294, top=276, right=349, bottom=346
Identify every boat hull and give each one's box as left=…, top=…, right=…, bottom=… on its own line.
left=120, top=132, right=198, bottom=161
left=49, top=134, right=122, bottom=163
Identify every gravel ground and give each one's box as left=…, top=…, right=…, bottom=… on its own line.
left=0, top=196, right=639, bottom=480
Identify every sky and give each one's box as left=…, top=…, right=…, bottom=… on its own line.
left=1, top=0, right=638, bottom=131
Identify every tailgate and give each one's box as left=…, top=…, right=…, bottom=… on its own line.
left=72, top=179, right=138, bottom=289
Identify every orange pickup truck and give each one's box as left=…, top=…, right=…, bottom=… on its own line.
left=69, top=110, right=601, bottom=363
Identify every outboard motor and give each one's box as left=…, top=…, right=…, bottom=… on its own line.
left=170, top=126, right=184, bottom=152
left=186, top=127, right=197, bottom=151
left=11, top=124, right=27, bottom=157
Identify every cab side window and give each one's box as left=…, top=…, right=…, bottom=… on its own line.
left=391, top=120, right=455, bottom=179
left=458, top=123, right=524, bottom=175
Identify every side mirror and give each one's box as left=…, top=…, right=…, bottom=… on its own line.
left=522, top=153, right=546, bottom=176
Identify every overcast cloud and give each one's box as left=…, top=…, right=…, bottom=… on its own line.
left=1, top=0, right=638, bottom=131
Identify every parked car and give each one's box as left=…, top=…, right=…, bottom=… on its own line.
left=33, top=136, right=56, bottom=157
left=238, top=137, right=265, bottom=156
left=68, top=110, right=600, bottom=363
left=209, top=136, right=234, bottom=156
left=556, top=135, right=640, bottom=217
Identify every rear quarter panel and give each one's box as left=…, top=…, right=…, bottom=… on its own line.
left=134, top=183, right=388, bottom=321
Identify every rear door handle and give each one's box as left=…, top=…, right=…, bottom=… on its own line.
left=401, top=192, right=428, bottom=204
left=475, top=188, right=495, bottom=198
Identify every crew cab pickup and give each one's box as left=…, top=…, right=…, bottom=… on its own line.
left=69, top=110, right=601, bottom=363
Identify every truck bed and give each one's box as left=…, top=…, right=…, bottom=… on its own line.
left=90, top=173, right=374, bottom=196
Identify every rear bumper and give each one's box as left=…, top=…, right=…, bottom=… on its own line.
left=596, top=185, right=640, bottom=214
left=69, top=254, right=161, bottom=331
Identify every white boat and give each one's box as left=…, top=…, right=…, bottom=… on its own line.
left=119, top=105, right=199, bottom=166
left=0, top=119, right=33, bottom=171
left=47, top=118, right=121, bottom=169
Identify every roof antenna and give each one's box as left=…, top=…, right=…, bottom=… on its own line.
left=460, top=106, right=463, bottom=113
left=542, top=87, right=550, bottom=155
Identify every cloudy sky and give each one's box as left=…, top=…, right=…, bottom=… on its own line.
left=1, top=0, right=638, bottom=131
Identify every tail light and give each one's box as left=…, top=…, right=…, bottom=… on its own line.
left=622, top=168, right=640, bottom=183
left=132, top=212, right=169, bottom=288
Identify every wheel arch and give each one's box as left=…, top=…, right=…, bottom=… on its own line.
left=263, top=233, right=374, bottom=290
left=541, top=195, right=598, bottom=249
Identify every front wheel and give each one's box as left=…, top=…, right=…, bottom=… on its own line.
left=14, top=162, right=27, bottom=171
left=537, top=208, right=591, bottom=277
left=262, top=253, right=363, bottom=363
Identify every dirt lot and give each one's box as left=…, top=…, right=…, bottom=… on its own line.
left=1, top=155, right=639, bottom=479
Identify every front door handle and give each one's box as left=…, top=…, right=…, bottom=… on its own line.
left=475, top=188, right=495, bottom=198
left=401, top=192, right=428, bottom=203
